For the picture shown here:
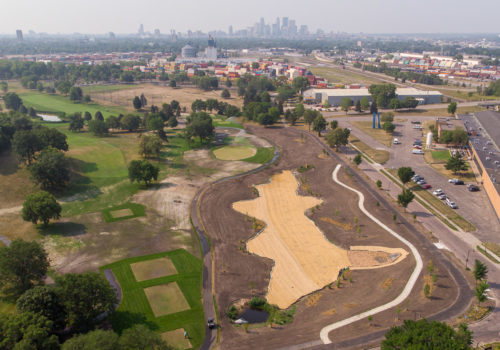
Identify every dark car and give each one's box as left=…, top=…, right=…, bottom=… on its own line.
left=467, top=184, right=479, bottom=192
left=454, top=180, right=464, bottom=185
left=207, top=318, right=216, bottom=329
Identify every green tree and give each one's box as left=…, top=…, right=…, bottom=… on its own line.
left=380, top=112, right=394, bottom=123
left=88, top=120, right=108, bottom=136
left=397, top=167, right=415, bottom=186
left=292, top=76, right=309, bottom=94
left=120, top=114, right=141, bottom=132
left=185, top=112, right=214, bottom=143
left=403, top=96, right=419, bottom=109
left=140, top=93, right=147, bottom=107
left=383, top=121, right=396, bottom=133
left=326, top=128, right=350, bottom=151
left=94, top=111, right=104, bottom=121
left=128, top=160, right=160, bottom=186
left=84, top=111, right=92, bottom=121
left=139, top=134, right=162, bottom=158
left=30, top=147, right=70, bottom=191
left=313, top=115, right=327, bottom=136
left=397, top=188, right=415, bottom=210
left=360, top=96, right=370, bottom=111
left=475, top=280, right=489, bottom=306
left=22, top=191, right=61, bottom=226
left=0, top=239, right=49, bottom=296
left=353, top=153, right=362, bottom=166
left=268, top=106, right=280, bottom=122
left=146, top=114, right=165, bottom=134
left=340, top=97, right=353, bottom=113
left=106, top=115, right=120, bottom=129
left=169, top=79, right=176, bottom=88
left=303, top=109, right=318, bottom=131
left=369, top=84, right=396, bottom=108
left=4, top=92, right=23, bottom=110
left=376, top=180, right=382, bottom=189
left=448, top=101, right=457, bottom=115
left=330, top=120, right=338, bottom=129
left=35, top=127, right=69, bottom=151
left=0, top=312, right=59, bottom=350
left=445, top=153, right=468, bottom=174
left=17, top=286, right=66, bottom=330
left=69, top=86, right=83, bottom=101
left=370, top=99, right=378, bottom=114
left=285, top=110, right=298, bottom=126
left=221, top=88, right=231, bottom=99
left=472, top=259, right=488, bottom=284
left=226, top=79, right=232, bottom=88
left=167, top=115, right=178, bottom=128
left=382, top=319, right=473, bottom=350
left=18, top=104, right=28, bottom=114
left=12, top=130, right=43, bottom=164
left=119, top=324, right=171, bottom=350
left=56, top=272, right=116, bottom=332
left=389, top=98, right=400, bottom=110
left=62, top=330, right=119, bottom=350
left=133, top=96, right=142, bottom=110
left=29, top=106, right=37, bottom=118
left=69, top=113, right=84, bottom=132
left=258, top=113, right=274, bottom=127
left=294, top=103, right=305, bottom=117
left=56, top=81, right=72, bottom=95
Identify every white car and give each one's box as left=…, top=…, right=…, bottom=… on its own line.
left=393, top=138, right=400, bottom=144
left=448, top=178, right=458, bottom=183
left=446, top=198, right=458, bottom=209
left=438, top=194, right=447, bottom=200
left=412, top=149, right=424, bottom=154
left=433, top=189, right=443, bottom=195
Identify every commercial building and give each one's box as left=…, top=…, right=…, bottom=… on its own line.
left=460, top=111, right=500, bottom=220
left=181, top=45, right=197, bottom=58
left=303, top=87, right=442, bottom=106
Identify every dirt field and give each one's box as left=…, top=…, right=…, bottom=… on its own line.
left=88, top=84, right=243, bottom=112
left=233, top=170, right=408, bottom=309
left=199, top=125, right=467, bottom=349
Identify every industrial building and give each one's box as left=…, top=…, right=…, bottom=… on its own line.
left=181, top=45, right=197, bottom=58
left=460, top=111, right=500, bottom=220
left=303, top=87, right=443, bottom=106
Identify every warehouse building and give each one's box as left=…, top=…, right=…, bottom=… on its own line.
left=303, top=87, right=442, bottom=106
left=460, top=111, right=500, bottom=220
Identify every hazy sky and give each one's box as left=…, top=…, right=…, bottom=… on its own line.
left=1, top=0, right=499, bottom=35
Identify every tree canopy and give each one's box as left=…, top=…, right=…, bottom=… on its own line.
left=369, top=84, right=396, bottom=108
left=17, top=286, right=66, bottom=330
left=128, top=160, right=160, bottom=186
left=185, top=112, right=214, bottom=143
left=382, top=319, right=473, bottom=350
left=30, top=147, right=70, bottom=191
left=0, top=239, right=49, bottom=296
left=326, top=128, right=350, bottom=151
left=22, top=191, right=62, bottom=226
left=445, top=153, right=468, bottom=174
left=397, top=167, right=415, bottom=185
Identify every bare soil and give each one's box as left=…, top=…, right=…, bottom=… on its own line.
left=199, top=125, right=467, bottom=349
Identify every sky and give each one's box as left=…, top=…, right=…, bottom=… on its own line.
left=1, top=0, right=499, bottom=35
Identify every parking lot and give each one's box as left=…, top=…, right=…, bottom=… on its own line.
left=336, top=114, right=500, bottom=242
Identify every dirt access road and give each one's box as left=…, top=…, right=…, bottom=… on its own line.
left=198, top=125, right=470, bottom=349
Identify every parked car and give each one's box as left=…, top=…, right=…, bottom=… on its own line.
left=454, top=180, right=464, bottom=185
left=448, top=178, right=459, bottom=183
left=446, top=198, right=458, bottom=209
left=413, top=176, right=423, bottom=182
left=438, top=194, right=447, bottom=200
left=417, top=180, right=426, bottom=185
left=412, top=149, right=424, bottom=154
left=433, top=189, right=443, bottom=195
left=393, top=138, right=400, bottom=144
left=467, top=184, right=479, bottom=192
left=413, top=145, right=422, bottom=149
left=421, top=184, right=431, bottom=189
left=207, top=318, right=216, bottom=329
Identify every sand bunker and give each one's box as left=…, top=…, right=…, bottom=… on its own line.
left=233, top=171, right=408, bottom=309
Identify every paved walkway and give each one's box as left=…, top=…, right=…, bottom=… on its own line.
left=319, top=165, right=423, bottom=344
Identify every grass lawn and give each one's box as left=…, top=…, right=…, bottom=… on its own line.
left=161, top=329, right=192, bottom=349
left=102, top=202, right=146, bottom=223
left=100, top=249, right=204, bottom=349
left=309, top=66, right=380, bottom=85
left=242, top=147, right=275, bottom=164
left=423, top=150, right=476, bottom=182
left=0, top=152, right=38, bottom=209
left=144, top=283, right=191, bottom=317
left=349, top=136, right=390, bottom=164
left=351, top=121, right=393, bottom=147
left=212, top=116, right=243, bottom=129
left=19, top=92, right=126, bottom=118
left=431, top=150, right=450, bottom=161
left=483, top=242, right=500, bottom=257
left=396, top=106, right=485, bottom=117
left=131, top=257, right=178, bottom=282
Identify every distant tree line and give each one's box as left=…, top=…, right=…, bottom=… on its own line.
left=362, top=63, right=444, bottom=85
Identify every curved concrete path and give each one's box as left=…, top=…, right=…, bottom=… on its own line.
left=319, top=164, right=423, bottom=344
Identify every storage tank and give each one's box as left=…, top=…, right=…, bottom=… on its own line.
left=426, top=132, right=433, bottom=149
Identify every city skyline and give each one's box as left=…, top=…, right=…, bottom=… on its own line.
left=1, top=0, right=500, bottom=35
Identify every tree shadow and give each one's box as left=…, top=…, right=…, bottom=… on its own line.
left=0, top=152, right=21, bottom=176
left=68, top=158, right=98, bottom=174
left=109, top=311, right=158, bottom=334
left=38, top=222, right=87, bottom=237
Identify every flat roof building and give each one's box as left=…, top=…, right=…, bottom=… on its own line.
left=303, top=87, right=442, bottom=106
left=460, top=110, right=500, bottom=220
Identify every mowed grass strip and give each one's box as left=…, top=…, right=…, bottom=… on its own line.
left=100, top=249, right=204, bottom=348
left=431, top=150, right=451, bottom=162
left=349, top=136, right=390, bottom=164
left=102, top=203, right=146, bottom=223
left=161, top=329, right=192, bottom=350
left=242, top=147, right=275, bottom=164
left=213, top=145, right=256, bottom=160
left=351, top=121, right=393, bottom=147
left=131, top=257, right=178, bottom=282
left=20, top=92, right=126, bottom=118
